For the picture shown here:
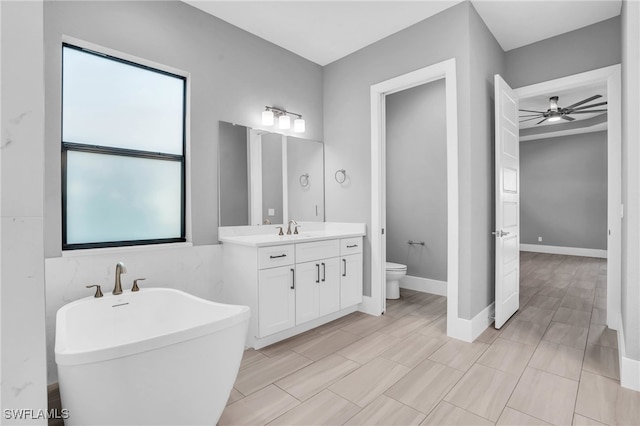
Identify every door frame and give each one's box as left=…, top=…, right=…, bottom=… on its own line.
left=514, top=64, right=622, bottom=331
left=368, top=58, right=465, bottom=339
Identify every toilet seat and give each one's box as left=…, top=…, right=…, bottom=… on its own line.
left=386, top=262, right=407, bottom=271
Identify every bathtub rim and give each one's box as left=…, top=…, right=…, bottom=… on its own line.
left=55, top=288, right=250, bottom=366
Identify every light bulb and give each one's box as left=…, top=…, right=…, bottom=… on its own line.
left=294, top=118, right=305, bottom=133
left=279, top=115, right=291, bottom=130
left=262, top=110, right=274, bottom=126
left=548, top=115, right=561, bottom=122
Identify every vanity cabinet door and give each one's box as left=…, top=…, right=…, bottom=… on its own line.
left=319, top=257, right=340, bottom=317
left=258, top=266, right=296, bottom=337
left=340, top=253, right=363, bottom=309
left=295, top=261, right=320, bottom=324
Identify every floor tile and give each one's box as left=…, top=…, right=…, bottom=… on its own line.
left=497, top=407, right=551, bottom=425
left=542, top=322, right=588, bottom=350
left=378, top=314, right=430, bottom=338
left=561, top=295, right=593, bottom=312
left=314, top=312, right=365, bottom=335
left=587, top=324, right=618, bottom=349
left=241, top=348, right=268, bottom=369
left=500, top=319, right=547, bottom=346
left=259, top=330, right=321, bottom=358
left=410, top=296, right=447, bottom=320
left=340, top=313, right=397, bottom=337
left=583, top=343, right=620, bottom=380
left=344, top=394, right=425, bottom=425
left=476, top=337, right=535, bottom=376
left=417, top=315, right=447, bottom=337
left=575, top=370, right=640, bottom=425
left=329, top=357, right=411, bottom=408
left=594, top=297, right=607, bottom=309
left=444, top=363, right=518, bottom=421
left=571, top=279, right=597, bottom=290
left=226, top=388, right=244, bottom=406
left=518, top=305, right=556, bottom=326
left=275, top=354, right=360, bottom=401
left=268, top=390, right=360, bottom=425
left=291, top=329, right=361, bottom=361
left=219, top=385, right=299, bottom=425
left=385, top=300, right=422, bottom=318
left=234, top=350, right=313, bottom=396
left=386, top=358, right=463, bottom=414
left=475, top=325, right=501, bottom=344
left=536, top=286, right=567, bottom=299
left=421, top=401, right=493, bottom=426
left=428, top=339, right=489, bottom=371
left=566, top=287, right=595, bottom=300
left=572, top=413, right=607, bottom=425
left=528, top=340, right=584, bottom=381
left=336, top=331, right=402, bottom=364
left=528, top=295, right=562, bottom=311
left=507, top=367, right=578, bottom=426
left=381, top=332, right=449, bottom=368
left=553, top=307, right=591, bottom=328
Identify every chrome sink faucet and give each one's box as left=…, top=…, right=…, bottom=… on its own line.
left=113, top=262, right=127, bottom=295
left=287, top=220, right=298, bottom=235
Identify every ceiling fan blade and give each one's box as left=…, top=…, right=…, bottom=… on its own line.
left=519, top=109, right=546, bottom=114
left=536, top=118, right=548, bottom=125
left=561, top=115, right=575, bottom=122
left=519, top=114, right=544, bottom=118
left=563, top=94, right=602, bottom=110
left=519, top=116, right=545, bottom=123
left=570, top=101, right=608, bottom=111
left=568, top=110, right=608, bottom=114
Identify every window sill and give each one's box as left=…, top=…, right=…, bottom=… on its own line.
left=61, top=241, right=194, bottom=258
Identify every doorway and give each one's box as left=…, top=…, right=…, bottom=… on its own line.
left=513, top=65, right=622, bottom=332
left=368, top=58, right=464, bottom=340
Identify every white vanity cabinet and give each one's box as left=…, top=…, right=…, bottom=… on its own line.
left=221, top=232, right=364, bottom=349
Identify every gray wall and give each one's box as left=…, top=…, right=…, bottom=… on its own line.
left=219, top=122, right=249, bottom=226
left=324, top=2, right=505, bottom=319
left=520, top=132, right=608, bottom=250
left=385, top=80, right=447, bottom=281
left=262, top=133, right=284, bottom=224
left=505, top=16, right=621, bottom=88
left=287, top=137, right=325, bottom=222
left=44, top=0, right=323, bottom=257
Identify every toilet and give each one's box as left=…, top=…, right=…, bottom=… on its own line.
left=385, top=262, right=407, bottom=299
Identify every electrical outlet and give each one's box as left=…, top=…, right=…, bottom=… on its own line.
left=268, top=208, right=275, bottom=216
left=538, top=236, right=542, bottom=242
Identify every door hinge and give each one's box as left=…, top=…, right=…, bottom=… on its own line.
left=620, top=203, right=624, bottom=219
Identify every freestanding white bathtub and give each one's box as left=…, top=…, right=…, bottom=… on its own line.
left=55, top=287, right=250, bottom=426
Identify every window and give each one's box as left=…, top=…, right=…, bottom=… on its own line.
left=62, top=44, right=186, bottom=250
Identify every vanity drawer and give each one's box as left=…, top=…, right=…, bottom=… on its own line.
left=296, top=239, right=339, bottom=263
left=258, top=245, right=295, bottom=269
left=340, top=237, right=363, bottom=255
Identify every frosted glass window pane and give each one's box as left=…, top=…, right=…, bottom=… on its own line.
left=66, top=151, right=182, bottom=245
left=62, top=47, right=184, bottom=155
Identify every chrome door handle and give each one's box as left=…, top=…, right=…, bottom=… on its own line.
left=492, top=230, right=510, bottom=237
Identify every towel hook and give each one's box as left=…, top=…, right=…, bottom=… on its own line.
left=299, top=173, right=310, bottom=187
left=335, top=169, right=346, bottom=184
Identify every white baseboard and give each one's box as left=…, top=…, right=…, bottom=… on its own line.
left=400, top=275, right=447, bottom=296
left=447, top=302, right=495, bottom=343
left=617, top=313, right=640, bottom=391
left=520, top=244, right=607, bottom=259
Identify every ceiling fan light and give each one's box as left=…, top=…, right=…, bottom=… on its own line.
left=548, top=115, right=561, bottom=122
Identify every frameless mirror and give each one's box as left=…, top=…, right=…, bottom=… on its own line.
left=218, top=121, right=325, bottom=226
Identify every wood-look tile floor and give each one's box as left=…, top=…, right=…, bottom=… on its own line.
left=220, top=253, right=640, bottom=426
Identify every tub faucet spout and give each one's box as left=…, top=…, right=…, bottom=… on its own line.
left=114, top=262, right=127, bottom=295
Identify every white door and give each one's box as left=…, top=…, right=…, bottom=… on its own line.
left=318, top=258, right=340, bottom=316
left=494, top=74, right=520, bottom=329
left=295, top=261, right=320, bottom=324
left=340, top=253, right=363, bottom=309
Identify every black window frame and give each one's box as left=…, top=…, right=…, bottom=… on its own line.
left=61, top=43, right=187, bottom=250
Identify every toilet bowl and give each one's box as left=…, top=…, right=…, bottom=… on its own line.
left=386, top=262, right=407, bottom=299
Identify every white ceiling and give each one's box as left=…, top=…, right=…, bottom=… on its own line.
left=183, top=0, right=622, bottom=66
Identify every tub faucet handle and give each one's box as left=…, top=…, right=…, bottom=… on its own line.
left=86, top=284, right=103, bottom=298
left=132, top=278, right=146, bottom=292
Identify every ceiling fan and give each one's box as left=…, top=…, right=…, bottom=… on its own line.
left=519, top=95, right=608, bottom=125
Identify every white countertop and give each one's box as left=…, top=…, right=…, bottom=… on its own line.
left=218, top=222, right=366, bottom=247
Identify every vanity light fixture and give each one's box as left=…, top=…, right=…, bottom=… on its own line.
left=262, top=106, right=305, bottom=133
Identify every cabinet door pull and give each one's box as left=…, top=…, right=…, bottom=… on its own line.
left=270, top=254, right=287, bottom=259
left=290, top=268, right=295, bottom=290
left=321, top=262, right=326, bottom=282
left=347, top=244, right=358, bottom=248
left=316, top=264, right=320, bottom=283
left=342, top=259, right=347, bottom=277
